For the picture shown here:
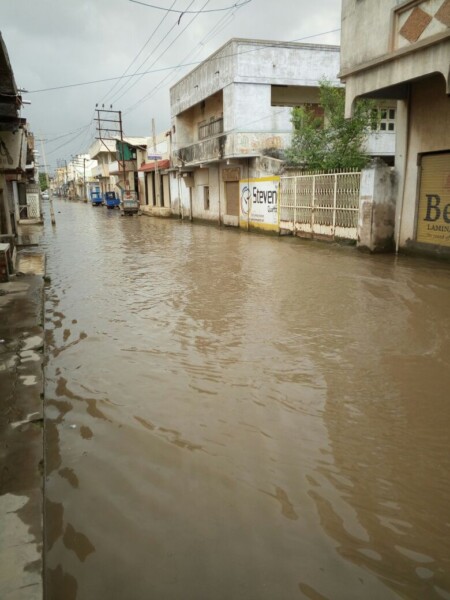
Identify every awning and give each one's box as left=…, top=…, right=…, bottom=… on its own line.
left=139, top=159, right=170, bottom=172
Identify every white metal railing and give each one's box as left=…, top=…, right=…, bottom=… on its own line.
left=279, top=170, right=361, bottom=241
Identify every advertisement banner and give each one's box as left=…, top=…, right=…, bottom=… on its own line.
left=416, top=153, right=450, bottom=248
left=239, top=176, right=279, bottom=231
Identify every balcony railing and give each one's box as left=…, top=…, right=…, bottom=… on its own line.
left=108, top=160, right=136, bottom=175
left=198, top=117, right=224, bottom=141
left=178, top=135, right=227, bottom=164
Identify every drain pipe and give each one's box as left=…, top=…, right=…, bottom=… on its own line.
left=178, top=169, right=183, bottom=220
left=217, top=164, right=221, bottom=227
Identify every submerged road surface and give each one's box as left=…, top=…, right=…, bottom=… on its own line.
left=43, top=199, right=450, bottom=600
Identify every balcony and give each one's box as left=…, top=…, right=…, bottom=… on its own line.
left=177, top=131, right=292, bottom=166
left=178, top=135, right=227, bottom=165
left=108, top=160, right=136, bottom=175
left=198, top=117, right=223, bottom=141
left=92, top=164, right=110, bottom=178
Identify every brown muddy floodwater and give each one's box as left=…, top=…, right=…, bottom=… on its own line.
left=43, top=198, right=450, bottom=600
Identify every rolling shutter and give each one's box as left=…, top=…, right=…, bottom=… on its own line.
left=416, top=152, right=450, bottom=247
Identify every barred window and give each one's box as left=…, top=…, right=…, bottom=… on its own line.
left=372, top=107, right=396, bottom=132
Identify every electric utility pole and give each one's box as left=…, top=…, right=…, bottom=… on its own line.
left=152, top=118, right=161, bottom=207
left=83, top=157, right=87, bottom=202
left=39, top=138, right=56, bottom=225
left=95, top=107, right=126, bottom=197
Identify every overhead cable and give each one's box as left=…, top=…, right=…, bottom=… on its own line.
left=46, top=123, right=92, bottom=156
left=110, top=0, right=199, bottom=105
left=129, top=0, right=252, bottom=13
left=124, top=1, right=239, bottom=113
left=113, top=0, right=209, bottom=105
left=46, top=122, right=93, bottom=143
left=26, top=29, right=340, bottom=95
left=99, top=0, right=178, bottom=104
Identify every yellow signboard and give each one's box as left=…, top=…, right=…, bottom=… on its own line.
left=416, top=153, right=450, bottom=247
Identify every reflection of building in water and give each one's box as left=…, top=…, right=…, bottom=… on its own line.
left=179, top=225, right=250, bottom=338
left=308, top=261, right=450, bottom=597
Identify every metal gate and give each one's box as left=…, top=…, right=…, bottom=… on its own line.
left=279, top=171, right=361, bottom=241
left=19, top=184, right=41, bottom=220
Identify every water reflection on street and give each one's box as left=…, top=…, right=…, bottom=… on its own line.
left=43, top=199, right=450, bottom=599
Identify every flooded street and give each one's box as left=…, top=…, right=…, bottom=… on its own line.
left=43, top=198, right=450, bottom=600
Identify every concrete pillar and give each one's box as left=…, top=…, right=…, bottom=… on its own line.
left=357, top=159, right=398, bottom=253
left=1, top=186, right=13, bottom=237
left=393, top=98, right=409, bottom=251
left=12, top=181, right=20, bottom=229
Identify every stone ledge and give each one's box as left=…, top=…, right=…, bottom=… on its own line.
left=141, top=206, right=172, bottom=218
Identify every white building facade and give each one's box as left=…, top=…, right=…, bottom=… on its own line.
left=169, top=38, right=343, bottom=226
left=139, top=132, right=172, bottom=216
left=89, top=139, right=117, bottom=198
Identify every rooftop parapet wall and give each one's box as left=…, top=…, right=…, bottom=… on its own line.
left=170, top=40, right=236, bottom=117
left=341, top=0, right=450, bottom=80
left=342, top=39, right=450, bottom=116
left=89, top=139, right=116, bottom=160
left=341, top=0, right=394, bottom=71
left=170, top=38, right=340, bottom=117
left=234, top=40, right=340, bottom=86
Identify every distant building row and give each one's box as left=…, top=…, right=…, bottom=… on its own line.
left=64, top=39, right=395, bottom=222
left=58, top=11, right=448, bottom=256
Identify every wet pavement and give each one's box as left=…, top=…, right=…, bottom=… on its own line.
left=43, top=198, right=450, bottom=600
left=0, top=248, right=45, bottom=599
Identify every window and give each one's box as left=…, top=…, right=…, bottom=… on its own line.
left=204, top=186, right=210, bottom=210
left=371, top=107, right=396, bottom=132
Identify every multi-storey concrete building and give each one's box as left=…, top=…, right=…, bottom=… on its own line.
left=108, top=137, right=147, bottom=200
left=340, top=0, right=450, bottom=255
left=89, top=139, right=117, bottom=198
left=170, top=38, right=342, bottom=226
left=139, top=131, right=172, bottom=216
left=0, top=34, right=41, bottom=236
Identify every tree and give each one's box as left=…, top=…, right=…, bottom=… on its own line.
left=39, top=172, right=48, bottom=192
left=285, top=81, right=374, bottom=171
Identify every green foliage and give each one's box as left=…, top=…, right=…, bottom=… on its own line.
left=285, top=81, right=374, bottom=171
left=39, top=172, right=48, bottom=192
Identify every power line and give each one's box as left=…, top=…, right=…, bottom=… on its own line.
left=109, top=0, right=199, bottom=105
left=81, top=1, right=238, bottom=154
left=46, top=122, right=93, bottom=143
left=27, top=66, right=184, bottom=94
left=129, top=0, right=252, bottom=13
left=99, top=0, right=178, bottom=104
left=26, top=29, right=340, bottom=94
left=124, top=26, right=340, bottom=112
left=46, top=123, right=92, bottom=156
left=79, top=118, right=97, bottom=154
left=124, top=1, right=240, bottom=113
left=113, top=0, right=209, bottom=105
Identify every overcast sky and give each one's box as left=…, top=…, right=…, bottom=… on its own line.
left=1, top=0, right=341, bottom=170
